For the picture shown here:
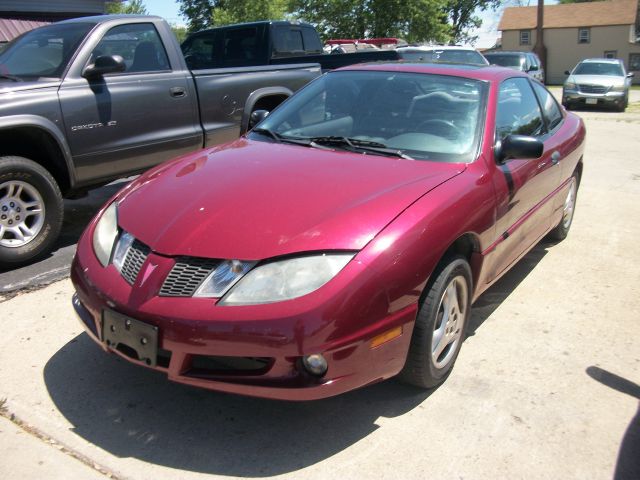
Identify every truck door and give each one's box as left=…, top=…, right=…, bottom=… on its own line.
left=58, top=22, right=202, bottom=185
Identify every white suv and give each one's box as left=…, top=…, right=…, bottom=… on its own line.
left=396, top=45, right=489, bottom=66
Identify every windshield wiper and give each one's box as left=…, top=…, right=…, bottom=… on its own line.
left=0, top=73, right=21, bottom=82
left=308, top=136, right=414, bottom=160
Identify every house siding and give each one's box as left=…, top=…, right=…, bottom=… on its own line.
left=502, top=25, right=640, bottom=84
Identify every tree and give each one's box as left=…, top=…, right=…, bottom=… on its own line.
left=291, top=0, right=451, bottom=43
left=445, top=0, right=501, bottom=44
left=178, top=0, right=214, bottom=32
left=213, top=0, right=289, bottom=25
left=105, top=0, right=148, bottom=15
left=171, top=24, right=189, bottom=44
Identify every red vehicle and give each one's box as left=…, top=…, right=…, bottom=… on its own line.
left=71, top=63, right=585, bottom=400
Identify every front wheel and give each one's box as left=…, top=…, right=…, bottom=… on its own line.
left=399, top=256, right=472, bottom=389
left=548, top=174, right=578, bottom=241
left=0, top=156, right=63, bottom=268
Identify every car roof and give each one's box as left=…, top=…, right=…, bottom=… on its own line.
left=397, top=45, right=478, bottom=52
left=580, top=58, right=623, bottom=64
left=337, top=62, right=530, bottom=82
left=484, top=51, right=528, bottom=56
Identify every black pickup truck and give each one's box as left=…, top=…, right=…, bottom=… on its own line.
left=182, top=20, right=400, bottom=71
left=0, top=15, right=324, bottom=268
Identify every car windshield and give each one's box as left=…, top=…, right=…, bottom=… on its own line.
left=400, top=49, right=487, bottom=65
left=0, top=22, right=94, bottom=79
left=251, top=70, right=486, bottom=163
left=573, top=62, right=623, bottom=76
left=485, top=54, right=523, bottom=68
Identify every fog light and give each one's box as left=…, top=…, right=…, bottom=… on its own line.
left=302, top=354, right=328, bottom=376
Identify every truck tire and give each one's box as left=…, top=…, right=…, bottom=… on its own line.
left=0, top=156, right=63, bottom=268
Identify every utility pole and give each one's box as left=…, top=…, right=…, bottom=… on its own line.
left=533, top=0, right=547, bottom=82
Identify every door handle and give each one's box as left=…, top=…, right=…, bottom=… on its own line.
left=551, top=151, right=561, bottom=165
left=170, top=87, right=186, bottom=98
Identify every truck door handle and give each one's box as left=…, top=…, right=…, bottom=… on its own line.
left=551, top=151, right=561, bottom=165
left=170, top=87, right=186, bottom=98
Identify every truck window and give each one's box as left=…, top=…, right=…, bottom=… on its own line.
left=90, top=23, right=170, bottom=73
left=221, top=27, right=262, bottom=67
left=301, top=27, right=322, bottom=54
left=273, top=26, right=304, bottom=57
left=182, top=33, right=217, bottom=69
left=0, top=22, right=94, bottom=78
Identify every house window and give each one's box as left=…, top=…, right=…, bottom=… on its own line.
left=578, top=28, right=590, bottom=44
left=604, top=51, right=617, bottom=59
left=630, top=53, right=640, bottom=71
left=520, top=30, right=531, bottom=45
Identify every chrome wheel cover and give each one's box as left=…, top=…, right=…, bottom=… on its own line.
left=562, top=177, right=578, bottom=230
left=431, top=275, right=468, bottom=369
left=0, top=180, right=46, bottom=248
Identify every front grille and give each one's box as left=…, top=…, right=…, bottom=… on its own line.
left=186, top=355, right=272, bottom=377
left=120, top=239, right=150, bottom=285
left=159, top=256, right=219, bottom=297
left=578, top=84, right=608, bottom=94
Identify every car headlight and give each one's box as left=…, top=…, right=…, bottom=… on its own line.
left=564, top=82, right=577, bottom=90
left=92, top=202, right=118, bottom=267
left=219, top=253, right=355, bottom=305
left=610, top=84, right=625, bottom=92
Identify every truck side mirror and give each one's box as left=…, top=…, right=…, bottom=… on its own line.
left=627, top=72, right=634, bottom=78
left=82, top=55, right=126, bottom=79
left=496, top=135, right=543, bottom=163
left=249, top=109, right=269, bottom=130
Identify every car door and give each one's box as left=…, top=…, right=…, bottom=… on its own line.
left=488, top=77, right=562, bottom=280
left=58, top=22, right=202, bottom=185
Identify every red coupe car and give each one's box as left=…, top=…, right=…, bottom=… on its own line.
left=71, top=63, right=585, bottom=400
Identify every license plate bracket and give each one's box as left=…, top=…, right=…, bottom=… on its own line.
left=102, top=310, right=158, bottom=367
left=585, top=98, right=598, bottom=105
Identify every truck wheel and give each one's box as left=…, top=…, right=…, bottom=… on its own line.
left=399, top=255, right=472, bottom=389
left=0, top=156, right=63, bottom=268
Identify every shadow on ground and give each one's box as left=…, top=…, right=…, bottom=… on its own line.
left=43, top=242, right=550, bottom=476
left=586, top=366, right=640, bottom=480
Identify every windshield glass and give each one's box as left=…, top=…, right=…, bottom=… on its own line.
left=0, top=22, right=94, bottom=79
left=252, top=70, right=487, bottom=163
left=485, top=54, right=523, bottom=69
left=574, top=62, right=623, bottom=76
left=400, top=49, right=487, bottom=65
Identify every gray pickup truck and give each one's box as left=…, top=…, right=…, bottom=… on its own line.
left=0, top=15, right=321, bottom=268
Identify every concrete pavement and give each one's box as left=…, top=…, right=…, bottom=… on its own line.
left=0, top=108, right=639, bottom=479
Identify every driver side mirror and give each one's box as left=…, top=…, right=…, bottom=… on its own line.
left=627, top=72, right=634, bottom=78
left=496, top=134, right=543, bottom=163
left=528, top=65, right=539, bottom=72
left=249, top=109, right=269, bottom=130
left=82, top=55, right=126, bottom=79
left=564, top=70, right=571, bottom=75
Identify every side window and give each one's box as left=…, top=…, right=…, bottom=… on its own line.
left=531, top=81, right=563, bottom=131
left=273, top=27, right=304, bottom=56
left=496, top=78, right=544, bottom=140
left=182, top=34, right=216, bottom=69
left=301, top=27, right=322, bottom=53
left=221, top=27, right=260, bottom=66
left=91, top=23, right=170, bottom=73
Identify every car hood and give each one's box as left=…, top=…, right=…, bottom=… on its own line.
left=568, top=74, right=625, bottom=87
left=0, top=78, right=61, bottom=94
left=117, top=139, right=464, bottom=260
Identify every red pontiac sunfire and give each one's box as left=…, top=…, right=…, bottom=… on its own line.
left=71, top=63, right=585, bottom=400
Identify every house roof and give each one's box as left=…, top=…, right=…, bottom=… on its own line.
left=498, top=0, right=639, bottom=31
left=0, top=18, right=49, bottom=42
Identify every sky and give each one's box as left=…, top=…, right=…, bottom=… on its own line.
left=140, top=1, right=545, bottom=49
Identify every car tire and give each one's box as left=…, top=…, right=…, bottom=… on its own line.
left=399, top=255, right=472, bottom=389
left=548, top=173, right=579, bottom=242
left=0, top=156, right=63, bottom=268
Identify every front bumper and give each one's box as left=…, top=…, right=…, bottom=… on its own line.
left=70, top=233, right=416, bottom=401
left=563, top=88, right=626, bottom=107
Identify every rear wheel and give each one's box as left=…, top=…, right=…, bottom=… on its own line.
left=0, top=156, right=63, bottom=268
left=548, top=174, right=578, bottom=241
left=399, top=256, right=472, bottom=389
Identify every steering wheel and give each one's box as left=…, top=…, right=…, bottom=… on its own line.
left=416, top=119, right=463, bottom=140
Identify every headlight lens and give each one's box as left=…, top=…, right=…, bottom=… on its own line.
left=92, top=202, right=118, bottom=267
left=194, top=260, right=256, bottom=297
left=611, top=84, right=625, bottom=92
left=564, top=82, right=577, bottom=90
left=219, top=253, right=354, bottom=305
